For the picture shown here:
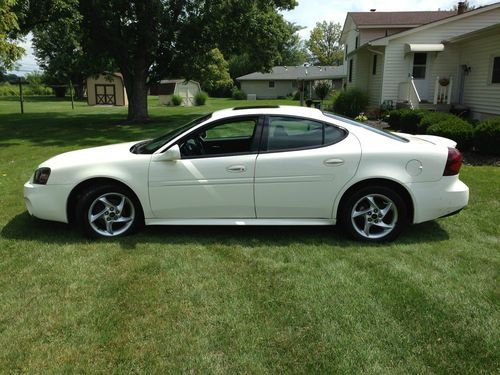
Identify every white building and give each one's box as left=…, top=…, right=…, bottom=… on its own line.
left=236, top=65, right=346, bottom=100
left=341, top=2, right=500, bottom=119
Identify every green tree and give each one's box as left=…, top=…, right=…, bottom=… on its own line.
left=0, top=0, right=24, bottom=70
left=193, top=48, right=233, bottom=97
left=306, top=21, right=343, bottom=66
left=277, top=22, right=309, bottom=66
left=79, top=0, right=297, bottom=123
left=31, top=9, right=90, bottom=98
left=314, top=81, right=332, bottom=105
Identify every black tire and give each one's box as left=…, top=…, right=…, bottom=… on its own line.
left=340, top=185, right=409, bottom=243
left=76, top=184, right=144, bottom=238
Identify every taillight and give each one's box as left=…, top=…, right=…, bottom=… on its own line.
left=443, top=147, right=462, bottom=176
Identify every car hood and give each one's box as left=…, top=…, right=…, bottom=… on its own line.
left=40, top=141, right=142, bottom=169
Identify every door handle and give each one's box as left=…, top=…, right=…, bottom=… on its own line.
left=324, top=158, right=344, bottom=166
left=227, top=165, right=246, bottom=172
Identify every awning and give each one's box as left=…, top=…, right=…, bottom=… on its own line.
left=405, top=43, right=445, bottom=53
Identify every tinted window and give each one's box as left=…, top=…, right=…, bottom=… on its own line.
left=266, top=117, right=345, bottom=152
left=180, top=117, right=258, bottom=158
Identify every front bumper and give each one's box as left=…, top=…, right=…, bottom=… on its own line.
left=406, top=176, right=469, bottom=224
left=24, top=181, right=73, bottom=223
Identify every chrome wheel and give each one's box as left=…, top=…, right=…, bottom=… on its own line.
left=351, top=193, right=398, bottom=240
left=87, top=192, right=135, bottom=237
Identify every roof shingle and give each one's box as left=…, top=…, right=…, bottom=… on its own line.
left=350, top=11, right=456, bottom=26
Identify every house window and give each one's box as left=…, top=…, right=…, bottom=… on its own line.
left=349, top=59, right=353, bottom=82
left=412, top=53, right=427, bottom=79
left=355, top=36, right=359, bottom=49
left=345, top=44, right=348, bottom=60
left=492, top=56, right=500, bottom=84
left=291, top=80, right=297, bottom=89
left=269, top=81, right=275, bottom=88
left=372, top=55, right=377, bottom=75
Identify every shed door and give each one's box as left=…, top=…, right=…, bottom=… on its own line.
left=95, top=84, right=116, bottom=105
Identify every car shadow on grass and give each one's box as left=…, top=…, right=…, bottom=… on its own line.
left=2, top=211, right=450, bottom=248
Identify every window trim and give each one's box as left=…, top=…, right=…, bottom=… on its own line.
left=260, top=115, right=348, bottom=154
left=268, top=80, right=275, bottom=89
left=175, top=115, right=265, bottom=160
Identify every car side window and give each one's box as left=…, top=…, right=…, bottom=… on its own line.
left=266, top=116, right=345, bottom=152
left=179, top=117, right=259, bottom=158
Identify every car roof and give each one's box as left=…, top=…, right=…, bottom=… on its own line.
left=210, top=105, right=325, bottom=121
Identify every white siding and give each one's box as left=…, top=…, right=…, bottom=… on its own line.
left=368, top=53, right=385, bottom=106
left=380, top=7, right=500, bottom=105
left=241, top=81, right=295, bottom=99
left=359, top=28, right=410, bottom=46
left=459, top=31, right=500, bottom=118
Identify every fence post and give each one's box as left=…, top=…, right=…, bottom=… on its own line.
left=69, top=80, right=75, bottom=110
left=19, top=78, right=24, bottom=114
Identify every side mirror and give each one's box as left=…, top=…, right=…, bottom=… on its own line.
left=152, top=144, right=181, bottom=162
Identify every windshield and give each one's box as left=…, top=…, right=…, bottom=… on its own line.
left=134, top=113, right=212, bottom=154
left=323, top=112, right=408, bottom=143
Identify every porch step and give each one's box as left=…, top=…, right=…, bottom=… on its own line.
left=419, top=102, right=436, bottom=110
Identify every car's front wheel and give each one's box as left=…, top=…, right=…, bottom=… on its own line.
left=76, top=185, right=143, bottom=238
left=340, top=186, right=408, bottom=242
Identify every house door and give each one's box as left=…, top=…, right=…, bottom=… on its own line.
left=411, top=53, right=430, bottom=101
left=95, top=84, right=116, bottom=105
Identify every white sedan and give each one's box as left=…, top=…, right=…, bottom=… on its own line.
left=24, top=105, right=469, bottom=242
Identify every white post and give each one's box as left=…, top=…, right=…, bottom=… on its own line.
left=434, top=76, right=440, bottom=104
left=447, top=76, right=453, bottom=105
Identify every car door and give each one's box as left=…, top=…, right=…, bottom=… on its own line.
left=254, top=116, right=361, bottom=218
left=149, top=116, right=262, bottom=219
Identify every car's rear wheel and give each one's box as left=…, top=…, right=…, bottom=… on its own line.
left=340, top=186, right=408, bottom=242
left=76, top=184, right=143, bottom=238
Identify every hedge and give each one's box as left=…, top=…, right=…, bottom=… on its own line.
left=387, top=109, right=426, bottom=133
left=474, top=117, right=500, bottom=155
left=332, top=88, right=368, bottom=118
left=418, top=112, right=458, bottom=133
left=427, top=118, right=474, bottom=151
left=194, top=91, right=208, bottom=106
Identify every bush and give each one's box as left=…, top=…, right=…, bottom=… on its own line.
left=0, top=82, right=18, bottom=96
left=387, top=109, right=426, bottom=133
left=171, top=94, right=183, bottom=106
left=24, top=85, right=52, bottom=96
left=231, top=87, right=246, bottom=100
left=314, top=81, right=332, bottom=102
left=427, top=118, right=474, bottom=151
left=194, top=91, right=208, bottom=106
left=419, top=112, right=458, bottom=133
left=332, top=88, right=368, bottom=118
left=292, top=91, right=301, bottom=101
left=474, top=117, right=500, bottom=155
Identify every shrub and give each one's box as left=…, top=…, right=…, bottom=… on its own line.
left=474, top=117, right=500, bottom=155
left=305, top=99, right=313, bottom=107
left=332, top=88, right=368, bottom=118
left=387, top=109, right=426, bottom=133
left=194, top=91, right=208, bottom=106
left=171, top=94, right=183, bottom=106
left=314, top=81, right=332, bottom=102
left=24, top=85, right=52, bottom=96
left=419, top=112, right=458, bottom=133
left=292, top=91, right=301, bottom=101
left=427, top=118, right=474, bottom=151
left=231, top=87, right=246, bottom=100
left=0, top=82, right=18, bottom=96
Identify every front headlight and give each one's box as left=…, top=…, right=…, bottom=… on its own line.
left=33, top=167, right=51, bottom=184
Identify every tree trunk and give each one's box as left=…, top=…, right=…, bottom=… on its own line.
left=122, top=66, right=149, bottom=123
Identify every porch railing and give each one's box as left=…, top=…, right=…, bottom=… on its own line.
left=433, top=76, right=453, bottom=105
left=398, top=76, right=421, bottom=109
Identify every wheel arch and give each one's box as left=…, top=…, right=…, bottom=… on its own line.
left=335, top=178, right=414, bottom=224
left=66, top=177, right=144, bottom=224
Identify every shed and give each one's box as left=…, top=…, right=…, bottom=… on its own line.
left=151, top=79, right=201, bottom=106
left=86, top=73, right=128, bottom=106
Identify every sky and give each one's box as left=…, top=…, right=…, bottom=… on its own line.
left=9, top=0, right=494, bottom=75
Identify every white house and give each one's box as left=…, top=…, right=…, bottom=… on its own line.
left=341, top=2, right=500, bottom=119
left=236, top=65, right=346, bottom=99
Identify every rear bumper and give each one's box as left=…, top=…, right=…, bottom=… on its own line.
left=406, top=176, right=469, bottom=224
left=24, top=181, right=72, bottom=223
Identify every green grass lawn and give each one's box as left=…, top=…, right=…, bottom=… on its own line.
left=0, top=96, right=499, bottom=374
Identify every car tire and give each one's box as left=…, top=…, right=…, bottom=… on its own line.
left=340, top=185, right=408, bottom=243
left=76, top=184, right=144, bottom=238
